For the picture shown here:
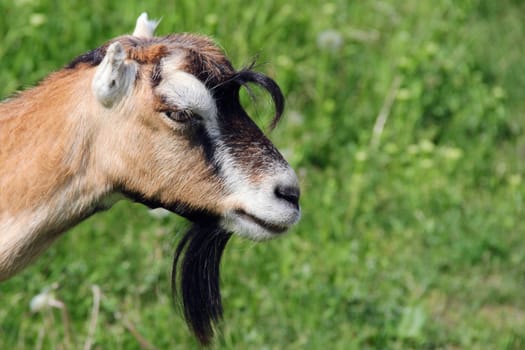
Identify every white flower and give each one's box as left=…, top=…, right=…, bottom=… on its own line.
left=29, top=13, right=46, bottom=27
left=317, top=30, right=344, bottom=52
left=30, top=291, right=53, bottom=312
left=287, top=110, right=305, bottom=126
left=148, top=208, right=171, bottom=219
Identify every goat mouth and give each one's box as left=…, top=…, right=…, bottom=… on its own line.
left=233, top=209, right=288, bottom=234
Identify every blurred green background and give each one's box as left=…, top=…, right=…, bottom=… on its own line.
left=1, top=0, right=524, bottom=349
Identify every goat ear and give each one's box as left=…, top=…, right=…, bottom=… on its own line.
left=133, top=12, right=160, bottom=38
left=92, top=42, right=137, bottom=107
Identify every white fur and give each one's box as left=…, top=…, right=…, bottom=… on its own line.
left=92, top=42, right=137, bottom=107
left=156, top=68, right=218, bottom=121
left=132, top=12, right=160, bottom=38
left=219, top=163, right=301, bottom=241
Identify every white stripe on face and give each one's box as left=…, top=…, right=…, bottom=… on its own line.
left=156, top=60, right=218, bottom=126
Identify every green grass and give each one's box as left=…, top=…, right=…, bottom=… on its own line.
left=1, top=0, right=525, bottom=348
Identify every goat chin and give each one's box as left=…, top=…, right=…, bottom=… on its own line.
left=171, top=220, right=232, bottom=345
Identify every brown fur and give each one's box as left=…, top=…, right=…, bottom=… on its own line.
left=128, top=43, right=168, bottom=64
left=0, top=36, right=230, bottom=279
left=0, top=70, right=96, bottom=214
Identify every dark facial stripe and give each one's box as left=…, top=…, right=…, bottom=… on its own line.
left=188, top=124, right=221, bottom=177
left=66, top=45, right=108, bottom=69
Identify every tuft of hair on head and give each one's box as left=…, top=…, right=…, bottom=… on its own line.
left=133, top=12, right=160, bottom=38
left=172, top=221, right=233, bottom=345
left=217, top=63, right=285, bottom=131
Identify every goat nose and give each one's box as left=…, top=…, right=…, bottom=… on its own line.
left=274, top=184, right=300, bottom=209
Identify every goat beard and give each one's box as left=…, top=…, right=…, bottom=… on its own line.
left=172, top=220, right=233, bottom=346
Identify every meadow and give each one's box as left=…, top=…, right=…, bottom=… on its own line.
left=1, top=0, right=524, bottom=349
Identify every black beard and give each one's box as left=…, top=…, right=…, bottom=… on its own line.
left=172, top=220, right=233, bottom=345
left=119, top=190, right=233, bottom=344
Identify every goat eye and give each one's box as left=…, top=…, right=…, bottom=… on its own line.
left=163, top=110, right=194, bottom=123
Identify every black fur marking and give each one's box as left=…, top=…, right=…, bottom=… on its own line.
left=66, top=45, right=108, bottom=69
left=188, top=124, right=221, bottom=176
left=119, top=189, right=215, bottom=222
left=172, top=222, right=233, bottom=345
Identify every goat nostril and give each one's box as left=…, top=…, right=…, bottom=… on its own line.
left=274, top=185, right=300, bottom=208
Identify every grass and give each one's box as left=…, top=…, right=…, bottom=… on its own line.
left=1, top=0, right=525, bottom=348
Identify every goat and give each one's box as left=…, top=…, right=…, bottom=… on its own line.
left=0, top=13, right=301, bottom=344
